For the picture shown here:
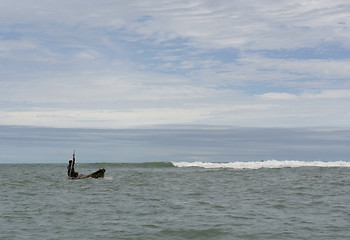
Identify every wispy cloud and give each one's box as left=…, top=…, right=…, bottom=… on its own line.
left=259, top=89, right=350, bottom=100
left=0, top=0, right=349, bottom=128
left=259, top=93, right=298, bottom=100
left=303, top=89, right=350, bottom=99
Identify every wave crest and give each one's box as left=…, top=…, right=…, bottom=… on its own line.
left=171, top=160, right=350, bottom=169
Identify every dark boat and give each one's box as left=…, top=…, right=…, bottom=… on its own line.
left=67, top=150, right=105, bottom=180
left=69, top=168, right=106, bottom=180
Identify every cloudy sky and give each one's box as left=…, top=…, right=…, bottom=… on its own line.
left=1, top=0, right=350, bottom=129
left=1, top=125, right=350, bottom=163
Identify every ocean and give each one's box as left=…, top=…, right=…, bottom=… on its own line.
left=1, top=161, right=350, bottom=239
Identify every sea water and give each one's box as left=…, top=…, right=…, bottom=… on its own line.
left=1, top=161, right=350, bottom=240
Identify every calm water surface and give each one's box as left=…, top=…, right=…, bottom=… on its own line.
left=1, top=162, right=350, bottom=239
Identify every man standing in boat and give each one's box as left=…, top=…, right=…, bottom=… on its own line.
left=67, top=151, right=78, bottom=178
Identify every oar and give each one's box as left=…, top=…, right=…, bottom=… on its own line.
left=69, top=150, right=75, bottom=178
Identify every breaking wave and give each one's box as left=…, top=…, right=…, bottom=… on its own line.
left=171, top=160, right=350, bottom=169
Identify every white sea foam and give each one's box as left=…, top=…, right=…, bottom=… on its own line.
left=104, top=176, right=113, bottom=180
left=171, top=160, right=350, bottom=169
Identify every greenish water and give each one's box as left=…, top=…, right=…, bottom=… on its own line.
left=1, top=162, right=350, bottom=239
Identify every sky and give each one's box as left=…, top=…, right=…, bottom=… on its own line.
left=1, top=1, right=350, bottom=163
left=1, top=125, right=350, bottom=163
left=0, top=0, right=349, bottom=129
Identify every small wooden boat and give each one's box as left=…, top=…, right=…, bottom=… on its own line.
left=67, top=150, right=106, bottom=180
left=69, top=168, right=106, bottom=180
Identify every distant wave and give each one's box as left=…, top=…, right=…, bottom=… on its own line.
left=171, top=160, right=350, bottom=169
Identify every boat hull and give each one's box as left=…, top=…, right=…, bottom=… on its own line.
left=69, top=168, right=105, bottom=180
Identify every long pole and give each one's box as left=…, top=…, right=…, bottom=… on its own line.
left=69, top=150, right=75, bottom=178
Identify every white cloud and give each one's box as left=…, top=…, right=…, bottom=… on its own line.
left=259, top=93, right=298, bottom=100
left=1, top=0, right=349, bottom=50
left=0, top=108, right=211, bottom=128
left=303, top=89, right=350, bottom=99
left=1, top=0, right=350, bottom=128
left=75, top=50, right=99, bottom=60
left=258, top=89, right=350, bottom=101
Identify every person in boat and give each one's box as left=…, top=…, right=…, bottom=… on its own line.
left=67, top=159, right=78, bottom=178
